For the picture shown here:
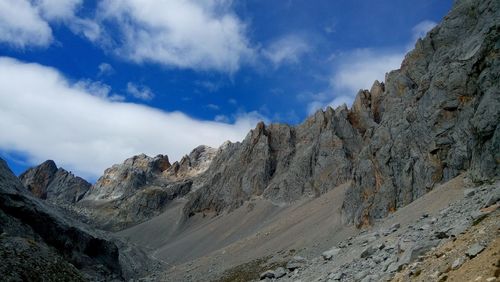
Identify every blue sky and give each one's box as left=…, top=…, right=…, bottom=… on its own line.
left=0, top=0, right=452, bottom=180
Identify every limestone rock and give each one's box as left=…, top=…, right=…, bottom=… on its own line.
left=19, top=160, right=91, bottom=204
left=342, top=0, right=500, bottom=226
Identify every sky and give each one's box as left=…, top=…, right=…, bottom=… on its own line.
left=0, top=0, right=452, bottom=181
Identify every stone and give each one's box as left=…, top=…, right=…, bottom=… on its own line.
left=451, top=257, right=465, bottom=270
left=361, top=244, right=385, bottom=258
left=287, top=256, right=307, bottom=271
left=260, top=270, right=275, bottom=279
left=322, top=247, right=341, bottom=260
left=466, top=244, right=485, bottom=258
left=19, top=160, right=91, bottom=204
left=464, top=188, right=476, bottom=197
left=328, top=272, right=343, bottom=280
left=274, top=267, right=287, bottom=278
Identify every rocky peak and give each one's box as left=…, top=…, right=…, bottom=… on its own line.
left=19, top=160, right=58, bottom=198
left=84, top=154, right=171, bottom=201
left=165, top=145, right=217, bottom=180
left=19, top=160, right=90, bottom=204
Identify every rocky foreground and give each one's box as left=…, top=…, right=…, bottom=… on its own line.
left=251, top=178, right=499, bottom=282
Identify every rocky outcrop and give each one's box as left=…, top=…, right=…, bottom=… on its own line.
left=19, top=160, right=91, bottom=204
left=0, top=158, right=158, bottom=281
left=77, top=147, right=218, bottom=230
left=165, top=145, right=218, bottom=180
left=84, top=154, right=171, bottom=201
left=342, top=0, right=500, bottom=226
left=183, top=107, right=362, bottom=217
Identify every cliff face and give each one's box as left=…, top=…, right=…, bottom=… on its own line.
left=183, top=107, right=362, bottom=217
left=19, top=160, right=91, bottom=204
left=74, top=146, right=218, bottom=230
left=342, top=0, right=499, bottom=226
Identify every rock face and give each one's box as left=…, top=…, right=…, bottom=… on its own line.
left=342, top=0, right=499, bottom=226
left=183, top=108, right=361, bottom=217
left=0, top=158, right=157, bottom=281
left=19, top=160, right=91, bottom=204
left=77, top=147, right=218, bottom=230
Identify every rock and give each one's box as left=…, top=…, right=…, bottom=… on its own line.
left=19, top=160, right=91, bottom=204
left=361, top=244, right=385, bottom=258
left=341, top=0, right=500, bottom=226
left=287, top=256, right=307, bottom=271
left=274, top=267, right=287, bottom=278
left=471, top=210, right=488, bottom=225
left=451, top=257, right=465, bottom=270
left=466, top=243, right=485, bottom=258
left=464, top=188, right=476, bottom=197
left=419, top=224, right=431, bottom=231
left=328, top=272, right=343, bottom=280
left=260, top=270, right=275, bottom=279
left=486, top=278, right=497, bottom=282
left=322, top=247, right=341, bottom=260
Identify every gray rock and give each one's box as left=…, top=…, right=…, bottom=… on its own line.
left=322, top=247, right=341, bottom=260
left=466, top=243, right=485, bottom=258
left=451, top=257, right=465, bottom=270
left=361, top=244, right=385, bottom=258
left=260, top=270, right=275, bottom=279
left=274, top=267, right=287, bottom=278
left=19, top=160, right=91, bottom=204
left=342, top=0, right=500, bottom=226
left=464, top=188, right=476, bottom=197
left=287, top=256, right=307, bottom=271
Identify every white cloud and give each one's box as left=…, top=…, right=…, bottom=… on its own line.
left=0, top=0, right=53, bottom=47
left=411, top=20, right=437, bottom=44
left=96, top=0, right=254, bottom=73
left=206, top=104, right=220, bottom=111
left=74, top=80, right=125, bottom=102
left=330, top=49, right=404, bottom=95
left=97, top=63, right=114, bottom=76
left=126, top=82, right=154, bottom=101
left=306, top=49, right=404, bottom=113
left=263, top=34, right=310, bottom=67
left=36, top=0, right=82, bottom=21
left=0, top=57, right=262, bottom=178
left=0, top=0, right=99, bottom=47
left=305, top=19, right=437, bottom=113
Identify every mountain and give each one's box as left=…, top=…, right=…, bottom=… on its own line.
left=2, top=0, right=499, bottom=280
left=19, top=160, right=91, bottom=204
left=0, top=159, right=158, bottom=281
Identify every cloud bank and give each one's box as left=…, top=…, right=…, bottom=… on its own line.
left=0, top=57, right=262, bottom=178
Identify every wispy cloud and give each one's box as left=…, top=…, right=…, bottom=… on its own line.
left=205, top=104, right=220, bottom=111
left=97, top=62, right=114, bottom=76
left=126, top=82, right=154, bottom=101
left=305, top=20, right=436, bottom=113
left=0, top=57, right=263, bottom=178
left=263, top=34, right=311, bottom=67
